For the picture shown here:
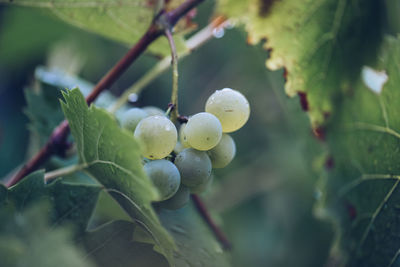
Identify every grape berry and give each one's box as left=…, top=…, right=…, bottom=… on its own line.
left=184, top=112, right=223, bottom=151
left=133, top=115, right=177, bottom=159
left=144, top=160, right=181, bottom=200
left=123, top=88, right=249, bottom=210
left=206, top=88, right=250, bottom=133
left=174, top=148, right=212, bottom=189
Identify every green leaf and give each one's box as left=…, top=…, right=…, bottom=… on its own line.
left=25, top=65, right=126, bottom=149
left=218, top=0, right=383, bottom=127
left=159, top=204, right=231, bottom=267
left=24, top=66, right=130, bottom=152
left=83, top=220, right=169, bottom=267
left=0, top=203, right=95, bottom=267
left=60, top=88, right=175, bottom=264
left=24, top=86, right=65, bottom=145
left=3, top=170, right=102, bottom=232
left=47, top=156, right=98, bottom=185
left=88, top=190, right=131, bottom=225
left=218, top=2, right=399, bottom=265
left=0, top=0, right=189, bottom=56
left=322, top=36, right=400, bottom=266
left=34, top=66, right=129, bottom=115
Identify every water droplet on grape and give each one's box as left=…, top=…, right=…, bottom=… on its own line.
left=213, top=28, right=225, bottom=38
left=128, top=93, right=138, bottom=102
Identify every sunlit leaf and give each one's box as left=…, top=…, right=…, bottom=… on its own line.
left=0, top=0, right=190, bottom=56
left=218, top=0, right=383, bottom=127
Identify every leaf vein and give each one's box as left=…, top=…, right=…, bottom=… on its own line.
left=95, top=125, right=105, bottom=161
left=356, top=180, right=400, bottom=254
left=88, top=159, right=149, bottom=189
left=351, top=122, right=400, bottom=140
left=339, top=174, right=400, bottom=198
left=105, top=188, right=162, bottom=247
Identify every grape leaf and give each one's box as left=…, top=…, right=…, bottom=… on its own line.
left=28, top=66, right=129, bottom=129
left=60, top=88, right=176, bottom=265
left=34, top=66, right=117, bottom=110
left=158, top=204, right=231, bottom=267
left=1, top=170, right=102, bottom=232
left=83, top=220, right=169, bottom=267
left=0, top=0, right=189, bottom=56
left=218, top=1, right=398, bottom=265
left=321, top=36, right=400, bottom=266
left=25, top=66, right=130, bottom=144
left=0, top=203, right=95, bottom=267
left=24, top=86, right=65, bottom=146
left=217, top=0, right=383, bottom=127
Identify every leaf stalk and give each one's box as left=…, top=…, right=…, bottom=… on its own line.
left=44, top=163, right=88, bottom=182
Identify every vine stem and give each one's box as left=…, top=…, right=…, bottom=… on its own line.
left=191, top=194, right=232, bottom=250
left=165, top=28, right=179, bottom=122
left=5, top=0, right=205, bottom=188
left=108, top=16, right=228, bottom=114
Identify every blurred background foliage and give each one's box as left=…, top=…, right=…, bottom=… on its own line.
left=0, top=1, right=334, bottom=266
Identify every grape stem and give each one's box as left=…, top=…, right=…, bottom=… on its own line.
left=108, top=16, right=229, bottom=114
left=165, top=28, right=180, bottom=123
left=5, top=0, right=205, bottom=188
left=165, top=103, right=175, bottom=117
left=191, top=194, right=232, bottom=250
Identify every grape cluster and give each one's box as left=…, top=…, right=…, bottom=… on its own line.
left=120, top=88, right=250, bottom=210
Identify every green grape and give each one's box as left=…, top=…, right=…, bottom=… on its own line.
left=134, top=115, right=177, bottom=159
left=179, top=123, right=190, bottom=148
left=120, top=108, right=148, bottom=132
left=208, top=134, right=236, bottom=168
left=159, top=184, right=190, bottom=210
left=142, top=106, right=165, bottom=117
left=185, top=112, right=222, bottom=151
left=174, top=148, right=212, bottom=187
left=205, top=88, right=250, bottom=133
left=144, top=160, right=181, bottom=200
left=189, top=174, right=213, bottom=194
